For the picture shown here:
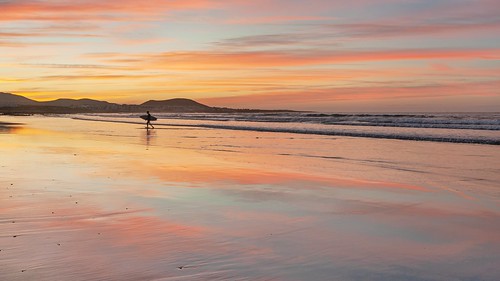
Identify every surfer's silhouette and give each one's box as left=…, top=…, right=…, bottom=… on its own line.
left=146, top=111, right=154, bottom=129
left=140, top=111, right=156, bottom=129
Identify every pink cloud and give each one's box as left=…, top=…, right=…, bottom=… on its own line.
left=199, top=80, right=500, bottom=108
left=324, top=21, right=500, bottom=40
left=226, top=15, right=333, bottom=25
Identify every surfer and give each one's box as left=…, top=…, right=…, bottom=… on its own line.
left=146, top=111, right=154, bottom=129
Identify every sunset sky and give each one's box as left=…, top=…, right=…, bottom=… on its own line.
left=1, top=0, right=499, bottom=112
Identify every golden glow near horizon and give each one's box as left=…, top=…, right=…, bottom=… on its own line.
left=1, top=0, right=499, bottom=112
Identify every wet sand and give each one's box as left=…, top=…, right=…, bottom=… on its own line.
left=0, top=121, right=22, bottom=134
left=1, top=116, right=499, bottom=281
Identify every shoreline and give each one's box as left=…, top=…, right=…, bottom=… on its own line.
left=71, top=114, right=500, bottom=145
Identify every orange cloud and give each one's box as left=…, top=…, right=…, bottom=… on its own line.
left=102, top=48, right=500, bottom=70
left=0, top=0, right=212, bottom=22
left=35, top=74, right=164, bottom=81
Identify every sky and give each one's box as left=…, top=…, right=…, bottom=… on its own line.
left=0, top=0, right=499, bottom=112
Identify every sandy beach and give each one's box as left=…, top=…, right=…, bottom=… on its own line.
left=1, top=115, right=499, bottom=281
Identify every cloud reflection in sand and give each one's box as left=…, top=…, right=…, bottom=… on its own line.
left=1, top=116, right=499, bottom=280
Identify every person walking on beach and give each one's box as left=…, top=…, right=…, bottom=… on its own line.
left=146, top=111, right=154, bottom=129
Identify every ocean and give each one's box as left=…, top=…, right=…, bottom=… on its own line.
left=75, top=112, right=500, bottom=145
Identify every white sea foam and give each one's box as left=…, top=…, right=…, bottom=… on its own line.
left=73, top=112, right=500, bottom=145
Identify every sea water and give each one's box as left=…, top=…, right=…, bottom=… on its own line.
left=75, top=112, right=500, bottom=145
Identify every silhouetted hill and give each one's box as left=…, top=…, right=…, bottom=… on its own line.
left=0, top=92, right=38, bottom=106
left=0, top=92, right=298, bottom=114
left=141, top=98, right=212, bottom=112
left=42, top=98, right=114, bottom=108
left=0, top=93, right=134, bottom=113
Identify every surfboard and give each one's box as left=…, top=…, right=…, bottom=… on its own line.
left=140, top=114, right=157, bottom=121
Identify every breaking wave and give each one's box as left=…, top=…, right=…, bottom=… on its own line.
left=72, top=112, right=500, bottom=145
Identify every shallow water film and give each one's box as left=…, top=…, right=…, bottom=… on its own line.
left=1, top=116, right=499, bottom=281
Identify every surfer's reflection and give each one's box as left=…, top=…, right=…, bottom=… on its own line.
left=142, top=127, right=157, bottom=148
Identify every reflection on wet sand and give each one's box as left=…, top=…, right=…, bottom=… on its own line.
left=0, top=121, right=22, bottom=134
left=1, top=116, right=499, bottom=281
left=142, top=127, right=157, bottom=148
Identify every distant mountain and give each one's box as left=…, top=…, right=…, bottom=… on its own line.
left=41, top=98, right=115, bottom=108
left=141, top=98, right=212, bottom=112
left=0, top=92, right=38, bottom=106
left=0, top=92, right=297, bottom=114
left=0, top=93, right=216, bottom=112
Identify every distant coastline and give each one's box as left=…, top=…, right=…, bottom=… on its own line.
left=0, top=92, right=300, bottom=114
